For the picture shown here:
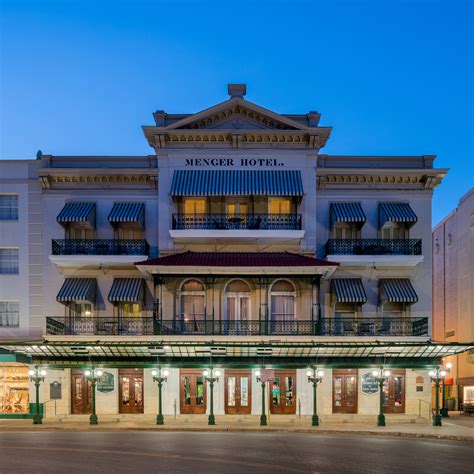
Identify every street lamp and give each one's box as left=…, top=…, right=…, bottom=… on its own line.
left=255, top=370, right=267, bottom=426
left=28, top=366, right=47, bottom=425
left=430, top=367, right=447, bottom=426
left=203, top=368, right=220, bottom=425
left=306, top=368, right=324, bottom=426
left=151, top=367, right=169, bottom=425
left=440, top=362, right=452, bottom=418
left=85, top=368, right=103, bottom=425
left=373, top=369, right=391, bottom=427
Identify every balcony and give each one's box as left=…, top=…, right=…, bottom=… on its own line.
left=325, top=239, right=423, bottom=267
left=170, top=213, right=305, bottom=243
left=46, top=316, right=429, bottom=337
left=49, top=239, right=150, bottom=268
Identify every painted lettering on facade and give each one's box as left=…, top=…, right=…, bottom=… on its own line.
left=185, top=158, right=284, bottom=167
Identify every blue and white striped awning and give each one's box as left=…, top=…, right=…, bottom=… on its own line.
left=170, top=170, right=304, bottom=196
left=332, top=278, right=367, bottom=303
left=57, top=202, right=96, bottom=229
left=379, top=279, right=418, bottom=304
left=108, top=278, right=144, bottom=303
left=379, top=202, right=417, bottom=228
left=108, top=203, right=145, bottom=229
left=57, top=278, right=97, bottom=304
left=330, top=203, right=366, bottom=228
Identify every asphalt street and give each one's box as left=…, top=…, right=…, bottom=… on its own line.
left=0, top=431, right=472, bottom=473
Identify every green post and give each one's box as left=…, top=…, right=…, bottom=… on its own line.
left=312, top=379, right=319, bottom=426
left=208, top=378, right=215, bottom=425
left=157, top=379, right=164, bottom=425
left=260, top=381, right=267, bottom=426
left=90, top=378, right=98, bottom=425
left=377, top=377, right=386, bottom=427
left=33, top=375, right=42, bottom=425
left=433, top=376, right=442, bottom=426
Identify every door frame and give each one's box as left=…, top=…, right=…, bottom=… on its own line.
left=270, top=369, right=297, bottom=415
left=332, top=369, right=358, bottom=414
left=224, top=369, right=252, bottom=415
left=71, top=369, right=92, bottom=415
left=383, top=369, right=406, bottom=414
left=118, top=368, right=144, bottom=414
left=180, top=369, right=207, bottom=415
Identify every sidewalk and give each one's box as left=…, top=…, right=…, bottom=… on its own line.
left=1, top=414, right=473, bottom=441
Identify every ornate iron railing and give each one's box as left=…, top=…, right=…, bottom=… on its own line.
left=172, top=213, right=302, bottom=230
left=51, top=239, right=150, bottom=256
left=46, top=316, right=428, bottom=336
left=325, top=239, right=422, bottom=256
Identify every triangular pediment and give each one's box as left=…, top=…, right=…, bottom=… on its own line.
left=166, top=98, right=308, bottom=131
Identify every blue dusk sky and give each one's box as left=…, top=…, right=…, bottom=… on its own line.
left=0, top=0, right=472, bottom=225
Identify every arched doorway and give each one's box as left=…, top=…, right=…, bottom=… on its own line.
left=225, top=279, right=251, bottom=334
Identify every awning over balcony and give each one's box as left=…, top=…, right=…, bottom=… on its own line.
left=108, top=202, right=145, bottom=229
left=379, top=278, right=418, bottom=304
left=378, top=202, right=417, bottom=228
left=108, top=278, right=144, bottom=303
left=332, top=278, right=367, bottom=303
left=330, top=203, right=366, bottom=228
left=56, top=278, right=97, bottom=304
left=57, top=202, right=96, bottom=229
left=136, top=251, right=338, bottom=277
left=170, top=170, right=304, bottom=197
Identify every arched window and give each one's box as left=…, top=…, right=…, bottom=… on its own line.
left=225, top=280, right=250, bottom=329
left=270, top=279, right=295, bottom=322
left=180, top=279, right=206, bottom=324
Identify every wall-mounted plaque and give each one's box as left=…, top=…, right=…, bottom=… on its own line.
left=97, top=372, right=115, bottom=393
left=50, top=381, right=62, bottom=400
left=361, top=372, right=379, bottom=394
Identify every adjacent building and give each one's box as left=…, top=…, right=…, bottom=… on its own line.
left=0, top=84, right=471, bottom=421
left=433, top=188, right=474, bottom=409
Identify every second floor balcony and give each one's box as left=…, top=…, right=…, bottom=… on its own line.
left=50, top=239, right=150, bottom=268
left=325, top=239, right=423, bottom=267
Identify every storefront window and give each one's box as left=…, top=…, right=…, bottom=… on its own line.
left=0, top=365, right=29, bottom=414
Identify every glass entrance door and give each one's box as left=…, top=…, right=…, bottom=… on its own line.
left=332, top=369, right=358, bottom=414
left=180, top=370, right=206, bottom=414
left=225, top=370, right=251, bottom=414
left=383, top=370, right=405, bottom=413
left=119, top=369, right=144, bottom=414
left=71, top=370, right=92, bottom=415
left=270, top=370, right=296, bottom=414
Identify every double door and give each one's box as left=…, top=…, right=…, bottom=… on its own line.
left=180, top=370, right=206, bottom=414
left=270, top=370, right=296, bottom=414
left=119, top=369, right=144, bottom=414
left=383, top=370, right=405, bottom=413
left=333, top=369, right=358, bottom=413
left=225, top=370, right=251, bottom=414
left=71, top=370, right=92, bottom=414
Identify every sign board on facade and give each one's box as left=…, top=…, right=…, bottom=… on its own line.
left=185, top=158, right=285, bottom=167
left=50, top=381, right=62, bottom=400
left=97, top=372, right=115, bottom=393
left=259, top=369, right=275, bottom=382
left=361, top=372, right=379, bottom=394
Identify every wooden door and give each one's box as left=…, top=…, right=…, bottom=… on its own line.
left=180, top=369, right=206, bottom=414
left=119, top=369, right=144, bottom=414
left=270, top=370, right=296, bottom=414
left=225, top=370, right=251, bottom=414
left=383, top=370, right=405, bottom=414
left=333, top=369, right=358, bottom=414
left=71, top=370, right=92, bottom=415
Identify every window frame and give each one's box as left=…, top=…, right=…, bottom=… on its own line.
left=0, top=194, right=19, bottom=221
left=0, top=248, right=19, bottom=275
left=269, top=279, right=296, bottom=321
left=0, top=301, right=20, bottom=327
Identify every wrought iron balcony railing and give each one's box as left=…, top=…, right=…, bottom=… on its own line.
left=46, top=316, right=428, bottom=337
left=172, top=213, right=302, bottom=230
left=51, top=239, right=150, bottom=256
left=325, top=239, right=422, bottom=256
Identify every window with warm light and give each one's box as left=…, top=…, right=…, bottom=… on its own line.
left=268, top=198, right=291, bottom=214
left=184, top=199, right=206, bottom=215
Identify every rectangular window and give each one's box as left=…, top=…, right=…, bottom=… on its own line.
left=0, top=302, right=19, bottom=327
left=0, top=365, right=29, bottom=413
left=0, top=195, right=18, bottom=220
left=0, top=249, right=19, bottom=274
left=67, top=225, right=94, bottom=240
left=268, top=198, right=291, bottom=214
left=184, top=199, right=206, bottom=214
left=115, top=224, right=143, bottom=240
left=333, top=223, right=358, bottom=239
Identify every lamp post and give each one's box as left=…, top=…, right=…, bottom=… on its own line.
left=255, top=370, right=267, bottom=426
left=203, top=367, right=220, bottom=425
left=28, top=366, right=47, bottom=425
left=430, top=367, right=447, bottom=426
left=85, top=368, right=103, bottom=425
left=306, top=368, right=324, bottom=426
left=151, top=367, right=169, bottom=425
left=373, top=368, right=391, bottom=427
left=440, top=362, right=452, bottom=418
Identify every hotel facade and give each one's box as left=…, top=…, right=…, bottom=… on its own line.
left=0, top=84, right=471, bottom=422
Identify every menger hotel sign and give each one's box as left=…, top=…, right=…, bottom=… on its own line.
left=185, top=158, right=284, bottom=167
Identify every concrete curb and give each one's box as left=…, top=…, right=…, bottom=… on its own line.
left=0, top=425, right=472, bottom=442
